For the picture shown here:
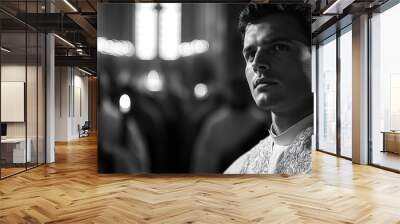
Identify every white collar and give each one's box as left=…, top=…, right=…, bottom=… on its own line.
left=269, top=113, right=313, bottom=146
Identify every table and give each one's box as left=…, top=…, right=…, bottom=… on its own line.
left=381, top=131, right=400, bottom=154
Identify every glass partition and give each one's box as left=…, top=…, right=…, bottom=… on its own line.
left=317, top=35, right=337, bottom=155
left=0, top=1, right=46, bottom=179
left=339, top=27, right=352, bottom=158
left=27, top=30, right=38, bottom=169
left=370, top=3, right=400, bottom=171
left=1, top=30, right=28, bottom=177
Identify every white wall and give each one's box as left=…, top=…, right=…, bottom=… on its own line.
left=55, top=66, right=69, bottom=141
left=1, top=65, right=26, bottom=136
left=70, top=71, right=89, bottom=139
left=1, top=65, right=39, bottom=138
left=55, top=66, right=89, bottom=141
left=76, top=70, right=89, bottom=138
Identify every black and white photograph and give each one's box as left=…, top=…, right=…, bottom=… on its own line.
left=97, top=2, right=313, bottom=174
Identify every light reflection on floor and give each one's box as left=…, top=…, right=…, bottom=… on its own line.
left=372, top=150, right=400, bottom=171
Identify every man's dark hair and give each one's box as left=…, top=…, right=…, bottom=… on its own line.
left=238, top=3, right=311, bottom=45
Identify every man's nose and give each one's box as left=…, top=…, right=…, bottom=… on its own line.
left=251, top=50, right=270, bottom=74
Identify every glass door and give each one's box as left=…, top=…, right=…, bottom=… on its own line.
left=0, top=1, right=47, bottom=179
left=1, top=30, right=28, bottom=178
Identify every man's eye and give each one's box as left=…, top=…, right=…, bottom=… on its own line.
left=273, top=44, right=290, bottom=52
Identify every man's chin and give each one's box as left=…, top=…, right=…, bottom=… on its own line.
left=254, top=95, right=274, bottom=111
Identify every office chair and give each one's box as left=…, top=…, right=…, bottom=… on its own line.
left=79, top=121, right=90, bottom=138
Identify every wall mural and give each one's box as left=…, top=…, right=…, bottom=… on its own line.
left=98, top=3, right=313, bottom=174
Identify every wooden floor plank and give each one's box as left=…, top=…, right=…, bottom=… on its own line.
left=1, top=134, right=400, bottom=223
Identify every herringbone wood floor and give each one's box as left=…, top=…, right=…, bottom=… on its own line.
left=1, top=135, right=400, bottom=223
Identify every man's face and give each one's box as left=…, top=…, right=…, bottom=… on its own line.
left=242, top=14, right=311, bottom=113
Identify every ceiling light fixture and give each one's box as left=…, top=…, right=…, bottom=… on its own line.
left=322, top=0, right=354, bottom=15
left=1, top=47, right=11, bottom=53
left=54, top=34, right=75, bottom=48
left=78, top=67, right=92, bottom=76
left=63, top=0, right=78, bottom=12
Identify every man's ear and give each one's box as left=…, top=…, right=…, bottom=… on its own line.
left=299, top=44, right=311, bottom=83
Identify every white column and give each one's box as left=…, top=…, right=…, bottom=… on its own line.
left=46, top=33, right=55, bottom=163
left=46, top=1, right=55, bottom=163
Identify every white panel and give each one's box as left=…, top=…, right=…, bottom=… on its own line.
left=75, top=87, right=81, bottom=118
left=1, top=82, right=25, bottom=122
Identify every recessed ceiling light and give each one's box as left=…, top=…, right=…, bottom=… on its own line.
left=63, top=0, right=78, bottom=12
left=78, top=67, right=92, bottom=76
left=54, top=34, right=75, bottom=48
left=322, top=0, right=354, bottom=15
left=1, top=47, right=11, bottom=53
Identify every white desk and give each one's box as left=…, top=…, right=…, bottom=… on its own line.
left=1, top=138, right=31, bottom=163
